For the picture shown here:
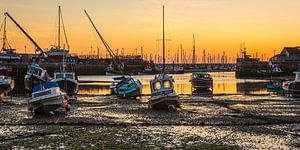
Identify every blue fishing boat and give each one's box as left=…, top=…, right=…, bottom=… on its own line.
left=115, top=76, right=142, bottom=98
left=267, top=81, right=282, bottom=93
left=51, top=6, right=78, bottom=96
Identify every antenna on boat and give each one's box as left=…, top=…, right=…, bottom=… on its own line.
left=192, top=34, right=196, bottom=65
left=58, top=6, right=61, bottom=49
left=162, top=5, right=165, bottom=73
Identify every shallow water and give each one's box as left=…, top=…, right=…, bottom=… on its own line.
left=78, top=72, right=269, bottom=95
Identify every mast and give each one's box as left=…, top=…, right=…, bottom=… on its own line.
left=162, top=5, right=165, bottom=73
left=4, top=12, right=43, bottom=53
left=2, top=16, right=6, bottom=50
left=84, top=10, right=123, bottom=73
left=192, top=34, right=196, bottom=65
left=58, top=6, right=61, bottom=49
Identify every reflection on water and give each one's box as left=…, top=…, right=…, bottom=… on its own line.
left=78, top=72, right=269, bottom=95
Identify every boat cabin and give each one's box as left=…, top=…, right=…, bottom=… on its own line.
left=150, top=74, right=175, bottom=96
left=192, top=72, right=211, bottom=79
left=54, top=72, right=75, bottom=80
left=27, top=64, right=46, bottom=78
left=32, top=81, right=60, bottom=98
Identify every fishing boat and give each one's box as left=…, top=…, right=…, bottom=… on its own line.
left=24, top=63, right=49, bottom=91
left=0, top=75, right=14, bottom=94
left=115, top=76, right=142, bottom=98
left=148, top=6, right=180, bottom=110
left=267, top=80, right=282, bottom=93
left=52, top=6, right=78, bottom=96
left=29, top=81, right=70, bottom=113
left=192, top=89, right=213, bottom=97
left=190, top=72, right=213, bottom=90
left=149, top=74, right=180, bottom=110
left=282, top=69, right=300, bottom=97
left=84, top=10, right=142, bottom=98
left=53, top=71, right=78, bottom=96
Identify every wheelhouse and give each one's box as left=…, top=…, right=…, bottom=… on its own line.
left=150, top=74, right=175, bottom=96
left=54, top=72, right=75, bottom=80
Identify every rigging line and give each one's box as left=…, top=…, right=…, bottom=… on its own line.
left=84, top=9, right=124, bottom=74
left=60, top=8, right=69, bottom=50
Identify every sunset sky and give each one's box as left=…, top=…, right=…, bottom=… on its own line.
left=1, top=0, right=300, bottom=62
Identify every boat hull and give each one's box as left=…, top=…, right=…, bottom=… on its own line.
left=191, top=78, right=213, bottom=90
left=149, top=94, right=180, bottom=110
left=54, top=79, right=78, bottom=96
left=0, top=79, right=14, bottom=93
left=117, top=86, right=142, bottom=98
left=283, top=81, right=300, bottom=97
left=29, top=94, right=66, bottom=113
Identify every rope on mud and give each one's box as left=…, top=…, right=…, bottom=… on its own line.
left=0, top=127, right=85, bottom=142
left=1, top=120, right=300, bottom=127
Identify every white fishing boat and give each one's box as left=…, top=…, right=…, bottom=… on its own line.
left=24, top=63, right=48, bottom=90
left=149, top=74, right=180, bottom=110
left=148, top=6, right=180, bottom=110
left=29, top=81, right=70, bottom=113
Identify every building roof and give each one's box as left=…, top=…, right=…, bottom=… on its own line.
left=282, top=47, right=300, bottom=55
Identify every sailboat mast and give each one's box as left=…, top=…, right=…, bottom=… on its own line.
left=162, top=5, right=165, bottom=73
left=2, top=16, right=6, bottom=50
left=192, top=34, right=196, bottom=65
left=58, top=6, right=61, bottom=49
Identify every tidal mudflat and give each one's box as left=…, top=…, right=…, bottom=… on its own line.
left=1, top=94, right=300, bottom=149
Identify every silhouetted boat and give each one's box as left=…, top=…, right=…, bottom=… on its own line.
left=190, top=72, right=213, bottom=90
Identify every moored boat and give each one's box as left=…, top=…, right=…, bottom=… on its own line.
left=115, top=76, right=142, bottom=98
left=149, top=74, right=180, bottom=110
left=282, top=70, right=300, bottom=97
left=53, top=71, right=78, bottom=96
left=29, top=81, right=70, bottom=113
left=148, top=6, right=180, bottom=110
left=84, top=10, right=142, bottom=99
left=190, top=72, right=213, bottom=90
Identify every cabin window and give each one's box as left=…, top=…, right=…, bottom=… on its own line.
left=66, top=74, right=74, bottom=79
left=153, top=81, right=161, bottom=90
left=163, top=80, right=172, bottom=89
left=56, top=74, right=64, bottom=79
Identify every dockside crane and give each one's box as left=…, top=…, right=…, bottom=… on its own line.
left=4, top=12, right=45, bottom=61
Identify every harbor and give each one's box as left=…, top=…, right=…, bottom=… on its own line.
left=2, top=0, right=300, bottom=149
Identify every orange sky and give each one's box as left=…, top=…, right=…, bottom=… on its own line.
left=1, top=0, right=300, bottom=63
